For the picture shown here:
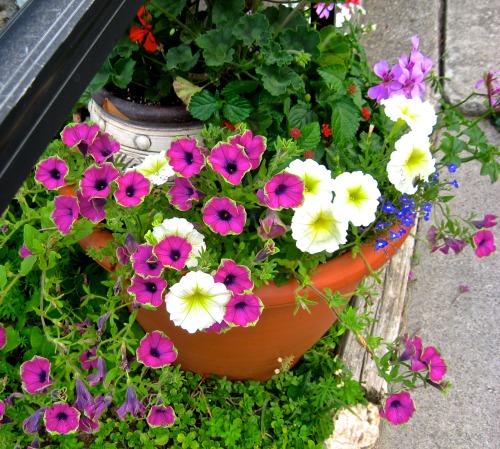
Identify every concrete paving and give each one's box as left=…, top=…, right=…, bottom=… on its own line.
left=362, top=1, right=500, bottom=448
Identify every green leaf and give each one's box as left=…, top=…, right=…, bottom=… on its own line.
left=196, top=28, right=236, bottom=67
left=0, top=265, right=6, bottom=289
left=111, top=58, right=136, bottom=89
left=318, top=65, right=347, bottom=94
left=317, top=26, right=351, bottom=67
left=212, top=0, right=245, bottom=27
left=255, top=65, right=304, bottom=97
left=189, top=91, right=222, bottom=121
left=88, top=59, right=112, bottom=93
left=23, top=224, right=39, bottom=254
left=280, top=26, right=320, bottom=59
left=297, top=122, right=321, bottom=149
left=288, top=103, right=318, bottom=128
left=222, top=80, right=259, bottom=97
left=20, top=255, right=37, bottom=277
left=330, top=99, right=360, bottom=148
left=166, top=44, right=199, bottom=71
left=223, top=96, right=253, bottom=123
left=151, top=0, right=186, bottom=16
left=3, top=327, right=21, bottom=352
left=261, top=42, right=293, bottom=67
left=234, top=13, right=271, bottom=46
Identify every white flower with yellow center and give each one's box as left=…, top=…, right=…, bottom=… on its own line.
left=286, top=159, right=335, bottom=202
left=381, top=96, right=437, bottom=136
left=387, top=132, right=436, bottom=194
left=332, top=171, right=381, bottom=227
left=152, top=217, right=205, bottom=267
left=166, top=271, right=231, bottom=333
left=132, top=150, right=175, bottom=185
left=291, top=201, right=348, bottom=254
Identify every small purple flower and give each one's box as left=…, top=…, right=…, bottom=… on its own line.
left=202, top=197, right=247, bottom=236
left=224, top=293, right=263, bottom=327
left=154, top=236, right=192, bottom=271
left=421, top=346, right=447, bottom=382
left=379, top=391, right=415, bottom=425
left=471, top=214, right=497, bottom=229
left=166, top=138, right=206, bottom=177
left=128, top=275, right=167, bottom=307
left=74, top=378, right=94, bottom=411
left=375, top=238, right=389, bottom=251
left=76, top=191, right=107, bottom=223
left=51, top=195, right=79, bottom=234
left=446, top=162, right=458, bottom=173
left=136, top=331, right=177, bottom=368
left=20, top=356, right=53, bottom=394
left=79, top=347, right=98, bottom=370
left=74, top=318, right=92, bottom=335
left=85, top=393, right=112, bottom=421
left=61, top=123, right=100, bottom=155
left=208, top=142, right=252, bottom=185
left=315, top=3, right=334, bottom=19
left=147, top=405, right=175, bottom=427
left=34, top=157, right=68, bottom=190
left=367, top=60, right=400, bottom=102
left=79, top=164, right=120, bottom=199
left=114, top=171, right=151, bottom=207
left=204, top=320, right=231, bottom=333
left=168, top=176, right=200, bottom=211
left=258, top=209, right=290, bottom=240
left=214, top=259, right=254, bottom=295
left=44, top=402, right=80, bottom=434
left=229, top=130, right=266, bottom=169
left=87, top=356, right=108, bottom=387
left=474, top=229, right=496, bottom=258
left=88, top=133, right=120, bottom=164
left=23, top=407, right=47, bottom=434
left=0, top=323, right=6, bottom=350
left=131, top=244, right=163, bottom=277
left=116, top=385, right=145, bottom=420
left=264, top=172, right=304, bottom=210
left=398, top=335, right=423, bottom=367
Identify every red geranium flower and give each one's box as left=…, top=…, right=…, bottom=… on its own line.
left=130, top=6, right=158, bottom=53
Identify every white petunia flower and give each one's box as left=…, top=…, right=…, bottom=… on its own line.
left=291, top=201, right=349, bottom=254
left=381, top=96, right=437, bottom=136
left=132, top=150, right=175, bottom=185
left=152, top=217, right=205, bottom=267
left=286, top=159, right=336, bottom=202
left=387, top=132, right=436, bottom=194
left=166, top=271, right=231, bottom=333
left=332, top=171, right=381, bottom=227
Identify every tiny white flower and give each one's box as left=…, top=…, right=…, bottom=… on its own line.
left=387, top=132, right=436, bottom=194
left=381, top=96, right=437, bottom=136
left=291, top=200, right=348, bottom=254
left=286, top=159, right=335, bottom=202
left=132, top=150, right=175, bottom=185
left=166, top=271, right=231, bottom=333
left=332, top=171, right=381, bottom=227
left=152, top=217, right=205, bottom=267
left=335, top=5, right=352, bottom=27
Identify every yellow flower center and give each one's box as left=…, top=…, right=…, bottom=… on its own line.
left=347, top=185, right=366, bottom=206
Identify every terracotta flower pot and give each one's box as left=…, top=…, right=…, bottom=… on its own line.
left=78, top=227, right=411, bottom=382
left=87, top=89, right=203, bottom=167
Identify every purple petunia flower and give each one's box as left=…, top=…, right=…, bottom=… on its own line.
left=85, top=393, right=112, bottom=421
left=229, top=130, right=266, bottom=170
left=471, top=214, right=497, bottom=229
left=88, top=133, right=120, bottom=164
left=224, top=293, right=263, bottom=327
left=51, top=195, right=79, bottom=234
left=0, top=400, right=4, bottom=420
left=114, top=171, right=151, bottom=207
left=128, top=275, right=167, bottom=307
left=44, top=402, right=80, bottom=434
left=61, top=123, right=100, bottom=155
left=379, top=391, right=415, bottom=425
left=204, top=320, right=231, bottom=334
left=136, top=331, right=177, bottom=368
left=202, top=197, right=247, bottom=235
left=0, top=323, right=6, bottom=350
left=20, top=356, right=53, bottom=394
left=79, top=164, right=120, bottom=199
left=87, top=356, right=108, bottom=387
left=474, top=229, right=496, bottom=258
left=19, top=243, right=34, bottom=259
left=264, top=171, right=304, bottom=210
left=116, top=385, right=145, bottom=420
left=131, top=244, right=163, bottom=277
left=147, top=405, right=175, bottom=427
left=166, top=138, right=206, bottom=177
left=79, top=347, right=98, bottom=370
left=420, top=346, right=447, bottom=382
left=208, top=142, right=252, bottom=185
left=76, top=191, right=107, bottom=223
left=34, top=157, right=68, bottom=190
left=214, top=259, right=254, bottom=294
left=168, top=176, right=200, bottom=211
left=154, top=236, right=192, bottom=271
left=23, top=407, right=47, bottom=434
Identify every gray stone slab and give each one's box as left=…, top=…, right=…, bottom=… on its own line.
left=376, top=121, right=500, bottom=448
left=444, top=0, right=500, bottom=115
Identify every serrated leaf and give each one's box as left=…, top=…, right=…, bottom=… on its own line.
left=233, top=13, right=271, bottom=46
left=280, top=26, right=320, bottom=59
left=330, top=99, right=360, bottom=148
left=261, top=42, right=293, bottom=67
left=317, top=26, right=351, bottom=67
left=111, top=58, right=136, bottom=89
left=196, top=28, right=236, bottom=67
left=221, top=80, right=259, bottom=97
left=222, top=96, right=253, bottom=123
left=318, top=65, right=347, bottom=94
left=189, top=91, right=222, bottom=121
left=166, top=44, right=199, bottom=71
left=212, top=0, right=245, bottom=26
left=297, top=123, right=320, bottom=149
left=288, top=103, right=318, bottom=128
left=255, top=65, right=304, bottom=97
